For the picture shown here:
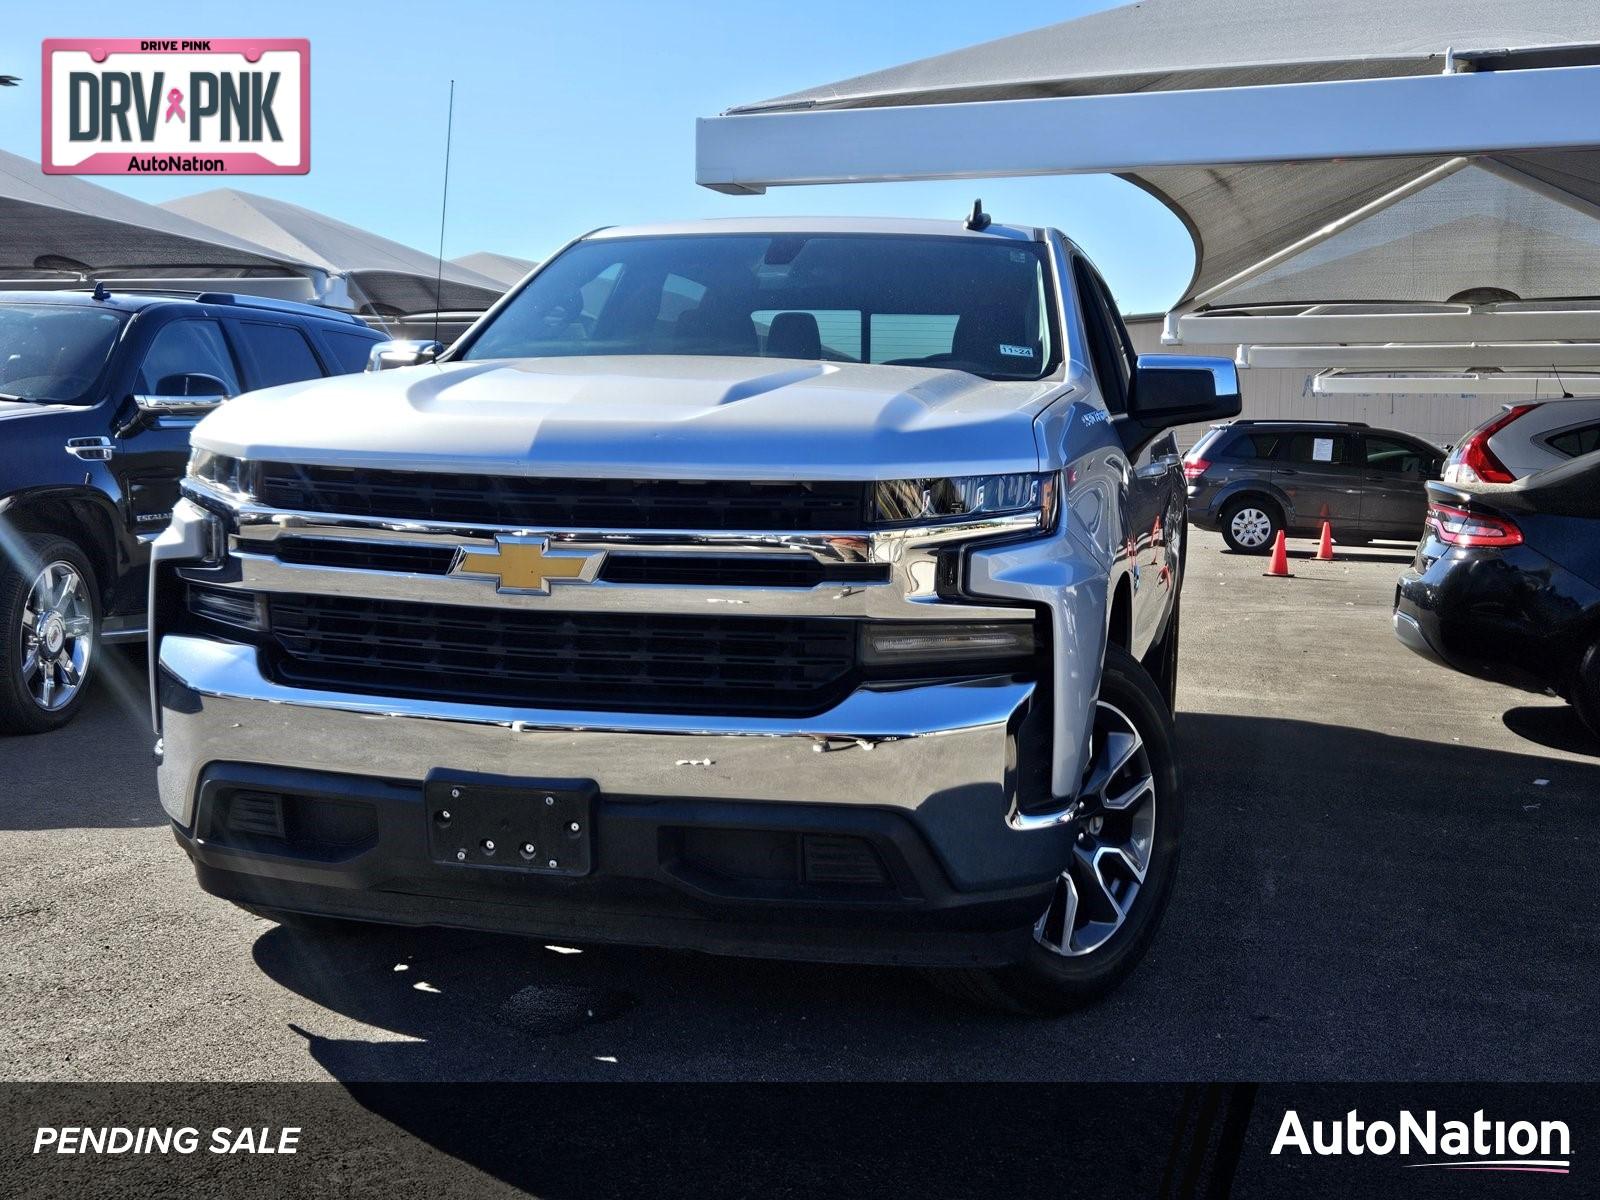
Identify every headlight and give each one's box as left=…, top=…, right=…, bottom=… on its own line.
left=873, top=472, right=1057, bottom=529
left=188, top=449, right=252, bottom=497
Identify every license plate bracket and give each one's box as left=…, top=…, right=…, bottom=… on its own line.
left=425, top=773, right=595, bottom=876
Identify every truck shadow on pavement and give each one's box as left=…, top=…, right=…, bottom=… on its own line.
left=249, top=712, right=1600, bottom=1090
left=254, top=920, right=945, bottom=1083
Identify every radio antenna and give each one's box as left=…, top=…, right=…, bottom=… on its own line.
left=432, top=79, right=456, bottom=349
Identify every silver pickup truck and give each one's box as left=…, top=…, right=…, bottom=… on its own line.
left=150, top=215, right=1238, bottom=1011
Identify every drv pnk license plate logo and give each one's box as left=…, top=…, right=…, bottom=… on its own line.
left=42, top=39, right=309, bottom=175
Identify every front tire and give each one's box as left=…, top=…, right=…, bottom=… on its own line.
left=933, top=643, right=1183, bottom=1013
left=1220, top=497, right=1281, bottom=554
left=0, top=534, right=100, bottom=735
left=1574, top=638, right=1600, bottom=743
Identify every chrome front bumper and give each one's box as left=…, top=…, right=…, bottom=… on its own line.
left=156, top=635, right=1040, bottom=886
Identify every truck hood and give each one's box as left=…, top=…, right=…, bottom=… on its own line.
left=194, top=356, right=1066, bottom=480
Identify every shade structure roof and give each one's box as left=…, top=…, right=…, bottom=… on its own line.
left=162, top=189, right=507, bottom=315
left=0, top=149, right=300, bottom=276
left=713, top=0, right=1600, bottom=311
left=736, top=0, right=1600, bottom=112
left=451, top=251, right=536, bottom=287
left=1208, top=164, right=1600, bottom=307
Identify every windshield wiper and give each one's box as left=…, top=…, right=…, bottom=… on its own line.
left=0, top=391, right=58, bottom=404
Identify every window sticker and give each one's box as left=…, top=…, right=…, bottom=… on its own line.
left=999, top=343, right=1035, bottom=359
left=1312, top=437, right=1335, bottom=462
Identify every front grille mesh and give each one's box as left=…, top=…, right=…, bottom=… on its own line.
left=255, top=463, right=870, bottom=531
left=265, top=595, right=859, bottom=715
left=274, top=538, right=456, bottom=574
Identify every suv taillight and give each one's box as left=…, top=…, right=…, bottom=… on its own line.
left=1427, top=502, right=1523, bottom=548
left=1446, top=404, right=1536, bottom=484
left=1182, top=458, right=1210, bottom=481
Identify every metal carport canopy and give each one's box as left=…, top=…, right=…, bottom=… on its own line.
left=0, top=149, right=306, bottom=280
left=161, top=189, right=508, bottom=317
left=696, top=0, right=1600, bottom=318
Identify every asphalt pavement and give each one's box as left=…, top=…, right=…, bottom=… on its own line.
left=2, top=530, right=1596, bottom=1082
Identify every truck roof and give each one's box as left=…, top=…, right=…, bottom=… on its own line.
left=585, top=215, right=1042, bottom=242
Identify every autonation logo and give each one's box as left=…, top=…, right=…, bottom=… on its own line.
left=1272, top=1109, right=1571, bottom=1174
left=42, top=38, right=308, bottom=175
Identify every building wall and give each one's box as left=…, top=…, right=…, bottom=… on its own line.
left=1125, top=317, right=1504, bottom=452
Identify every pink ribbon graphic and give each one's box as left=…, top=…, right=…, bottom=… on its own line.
left=164, top=88, right=185, bottom=123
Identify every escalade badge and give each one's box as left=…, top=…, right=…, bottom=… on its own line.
left=448, top=536, right=604, bottom=594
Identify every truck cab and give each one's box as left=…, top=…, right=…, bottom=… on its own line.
left=151, top=216, right=1237, bottom=1010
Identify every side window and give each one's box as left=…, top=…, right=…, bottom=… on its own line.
left=1072, top=259, right=1129, bottom=413
left=1547, top=423, right=1600, bottom=458
left=233, top=322, right=326, bottom=389
left=869, top=314, right=959, bottom=363
left=1363, top=435, right=1427, bottom=474
left=1091, top=270, right=1138, bottom=383
left=319, top=329, right=382, bottom=375
left=1287, top=432, right=1351, bottom=465
left=752, top=309, right=862, bottom=361
left=1220, top=432, right=1282, bottom=460
left=580, top=262, right=623, bottom=321
left=657, top=274, right=707, bottom=323
left=134, top=319, right=241, bottom=396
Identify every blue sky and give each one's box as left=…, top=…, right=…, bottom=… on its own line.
left=0, top=0, right=1194, bottom=312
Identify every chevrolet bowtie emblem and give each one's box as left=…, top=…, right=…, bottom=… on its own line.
left=449, top=536, right=604, bottom=594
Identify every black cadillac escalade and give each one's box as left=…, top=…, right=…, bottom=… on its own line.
left=0, top=288, right=382, bottom=734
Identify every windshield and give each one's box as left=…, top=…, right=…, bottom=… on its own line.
left=0, top=304, right=127, bottom=405
left=460, top=234, right=1059, bottom=381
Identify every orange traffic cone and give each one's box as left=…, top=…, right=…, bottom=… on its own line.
left=1315, top=521, right=1335, bottom=561
left=1264, top=530, right=1293, bottom=577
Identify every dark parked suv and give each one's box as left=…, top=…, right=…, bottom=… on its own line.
left=1183, top=419, right=1445, bottom=553
left=0, top=289, right=383, bottom=733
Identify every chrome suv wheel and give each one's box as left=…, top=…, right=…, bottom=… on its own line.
left=21, top=560, right=94, bottom=712
left=1221, top=497, right=1281, bottom=554
left=932, top=643, right=1184, bottom=1014
left=0, top=534, right=100, bottom=734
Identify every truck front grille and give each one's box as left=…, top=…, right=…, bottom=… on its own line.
left=255, top=463, right=871, bottom=531
left=264, top=595, right=860, bottom=716
left=269, top=537, right=889, bottom=588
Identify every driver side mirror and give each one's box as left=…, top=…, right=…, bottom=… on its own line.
left=133, top=372, right=232, bottom=416
left=1120, top=355, right=1243, bottom=452
left=366, top=339, right=444, bottom=372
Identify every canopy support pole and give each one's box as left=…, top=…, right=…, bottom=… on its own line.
left=1476, top=156, right=1600, bottom=226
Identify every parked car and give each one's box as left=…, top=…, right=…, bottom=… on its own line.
left=1183, top=419, right=1446, bottom=553
left=150, top=215, right=1240, bottom=1012
left=1394, top=449, right=1600, bottom=738
left=1442, top=397, right=1600, bottom=484
left=0, top=289, right=383, bottom=734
